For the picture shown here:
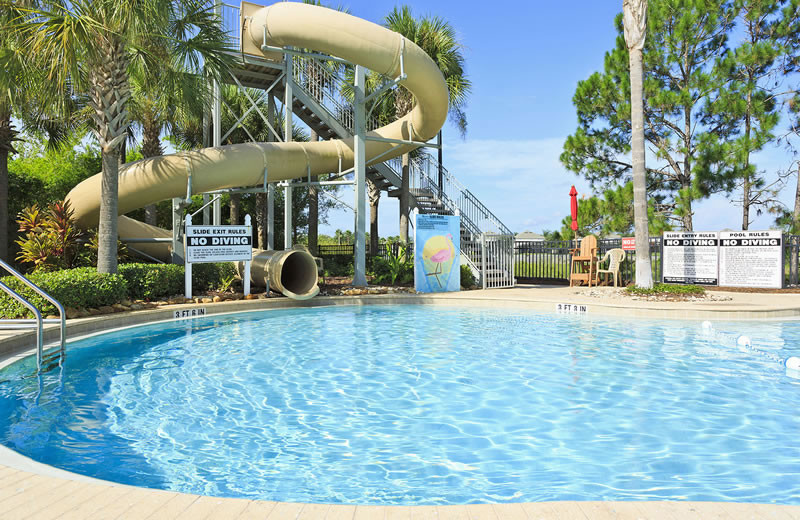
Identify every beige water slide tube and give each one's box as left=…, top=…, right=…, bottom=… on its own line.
left=65, top=1, right=448, bottom=299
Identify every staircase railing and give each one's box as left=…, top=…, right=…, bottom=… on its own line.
left=406, top=152, right=512, bottom=237
left=292, top=56, right=383, bottom=133
left=0, top=259, right=66, bottom=372
left=290, top=56, right=512, bottom=266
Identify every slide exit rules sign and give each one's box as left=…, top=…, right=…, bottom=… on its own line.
left=185, top=225, right=253, bottom=263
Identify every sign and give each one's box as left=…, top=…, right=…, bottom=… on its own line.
left=556, top=303, right=588, bottom=314
left=184, top=214, right=253, bottom=300
left=621, top=237, right=636, bottom=251
left=173, top=307, right=206, bottom=319
left=186, top=225, right=253, bottom=263
left=662, top=231, right=719, bottom=285
left=719, top=230, right=783, bottom=288
left=414, top=214, right=460, bottom=293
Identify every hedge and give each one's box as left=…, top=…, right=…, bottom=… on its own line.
left=0, top=263, right=242, bottom=318
left=0, top=268, right=128, bottom=318
left=118, top=262, right=238, bottom=300
left=118, top=263, right=184, bottom=300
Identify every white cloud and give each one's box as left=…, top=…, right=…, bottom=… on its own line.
left=318, top=136, right=800, bottom=238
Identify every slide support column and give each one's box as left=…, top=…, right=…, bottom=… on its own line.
left=211, top=0, right=222, bottom=225
left=284, top=52, right=294, bottom=249
left=352, top=64, right=368, bottom=287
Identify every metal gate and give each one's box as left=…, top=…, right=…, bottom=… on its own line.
left=480, top=233, right=515, bottom=289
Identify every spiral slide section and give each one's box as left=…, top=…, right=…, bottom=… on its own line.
left=65, top=2, right=449, bottom=299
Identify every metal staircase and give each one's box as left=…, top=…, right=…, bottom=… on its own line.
left=288, top=56, right=513, bottom=285
left=0, top=260, right=66, bottom=373
left=220, top=2, right=513, bottom=287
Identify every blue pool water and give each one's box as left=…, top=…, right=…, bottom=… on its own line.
left=0, top=305, right=799, bottom=505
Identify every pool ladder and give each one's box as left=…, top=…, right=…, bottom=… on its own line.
left=0, top=259, right=66, bottom=373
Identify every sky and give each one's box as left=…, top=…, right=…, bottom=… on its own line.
left=260, top=1, right=798, bottom=237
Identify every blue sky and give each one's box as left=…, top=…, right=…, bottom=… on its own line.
left=300, top=0, right=799, bottom=237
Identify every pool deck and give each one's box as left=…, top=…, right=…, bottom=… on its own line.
left=2, top=284, right=800, bottom=519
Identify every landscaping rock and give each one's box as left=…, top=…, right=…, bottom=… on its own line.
left=65, top=307, right=80, bottom=320
left=120, top=299, right=133, bottom=307
left=213, top=296, right=222, bottom=303
left=87, top=308, right=102, bottom=316
left=231, top=293, right=244, bottom=300
left=112, top=304, right=130, bottom=312
left=46, top=315, right=59, bottom=320
left=200, top=297, right=213, bottom=304
left=129, top=303, right=145, bottom=311
left=245, top=294, right=258, bottom=300
left=98, top=306, right=115, bottom=314
left=76, top=309, right=90, bottom=318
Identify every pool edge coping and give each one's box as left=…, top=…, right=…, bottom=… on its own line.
left=2, top=290, right=800, bottom=518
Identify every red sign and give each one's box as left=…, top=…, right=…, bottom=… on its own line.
left=622, top=237, right=636, bottom=251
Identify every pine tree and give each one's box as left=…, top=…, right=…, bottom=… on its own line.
left=707, top=0, right=785, bottom=229
left=561, top=0, right=739, bottom=231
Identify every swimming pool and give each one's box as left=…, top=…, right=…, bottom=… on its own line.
left=0, top=304, right=798, bottom=505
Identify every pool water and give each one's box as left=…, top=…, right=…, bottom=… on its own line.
left=0, top=305, right=799, bottom=505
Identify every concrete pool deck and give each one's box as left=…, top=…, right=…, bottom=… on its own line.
left=1, top=284, right=800, bottom=519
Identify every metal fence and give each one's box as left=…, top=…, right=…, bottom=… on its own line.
left=318, top=243, right=413, bottom=259
left=318, top=234, right=800, bottom=287
left=786, top=235, right=800, bottom=286
left=480, top=234, right=515, bottom=289
left=514, top=237, right=663, bottom=285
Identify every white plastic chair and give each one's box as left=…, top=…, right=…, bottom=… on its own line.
left=596, top=248, right=626, bottom=287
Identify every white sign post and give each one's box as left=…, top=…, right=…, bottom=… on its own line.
left=662, top=231, right=719, bottom=285
left=184, top=214, right=253, bottom=299
left=719, top=230, right=783, bottom=288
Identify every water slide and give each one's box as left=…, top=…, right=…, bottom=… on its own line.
left=65, top=2, right=449, bottom=299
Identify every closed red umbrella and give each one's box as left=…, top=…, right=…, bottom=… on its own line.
left=569, top=185, right=579, bottom=232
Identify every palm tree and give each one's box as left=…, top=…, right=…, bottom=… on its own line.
left=0, top=4, right=82, bottom=263
left=383, top=6, right=471, bottom=244
left=129, top=55, right=209, bottom=226
left=623, top=0, right=653, bottom=288
left=17, top=0, right=231, bottom=273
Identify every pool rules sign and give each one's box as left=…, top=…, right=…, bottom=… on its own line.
left=719, top=230, right=783, bottom=288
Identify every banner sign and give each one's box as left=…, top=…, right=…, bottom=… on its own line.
left=662, top=231, right=719, bottom=285
left=186, top=225, right=253, bottom=263
left=414, top=214, right=460, bottom=293
left=719, top=230, right=783, bottom=288
left=621, top=237, right=636, bottom=251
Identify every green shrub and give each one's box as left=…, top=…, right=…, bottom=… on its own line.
left=118, top=263, right=184, bottom=300
left=322, top=256, right=354, bottom=277
left=625, top=283, right=705, bottom=296
left=191, top=262, right=238, bottom=292
left=460, top=264, right=476, bottom=289
left=0, top=267, right=128, bottom=318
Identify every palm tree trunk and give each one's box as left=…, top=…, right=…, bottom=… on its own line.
left=308, top=129, right=319, bottom=255
left=0, top=113, right=14, bottom=263
left=624, top=0, right=652, bottom=288
left=256, top=193, right=267, bottom=249
left=629, top=47, right=652, bottom=289
left=399, top=153, right=410, bottom=244
left=89, top=38, right=131, bottom=274
left=141, top=114, right=163, bottom=226
left=98, top=150, right=120, bottom=273
left=230, top=194, right=240, bottom=225
left=367, top=177, right=380, bottom=255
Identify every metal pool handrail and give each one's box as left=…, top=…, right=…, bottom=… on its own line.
left=0, top=259, right=66, bottom=372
